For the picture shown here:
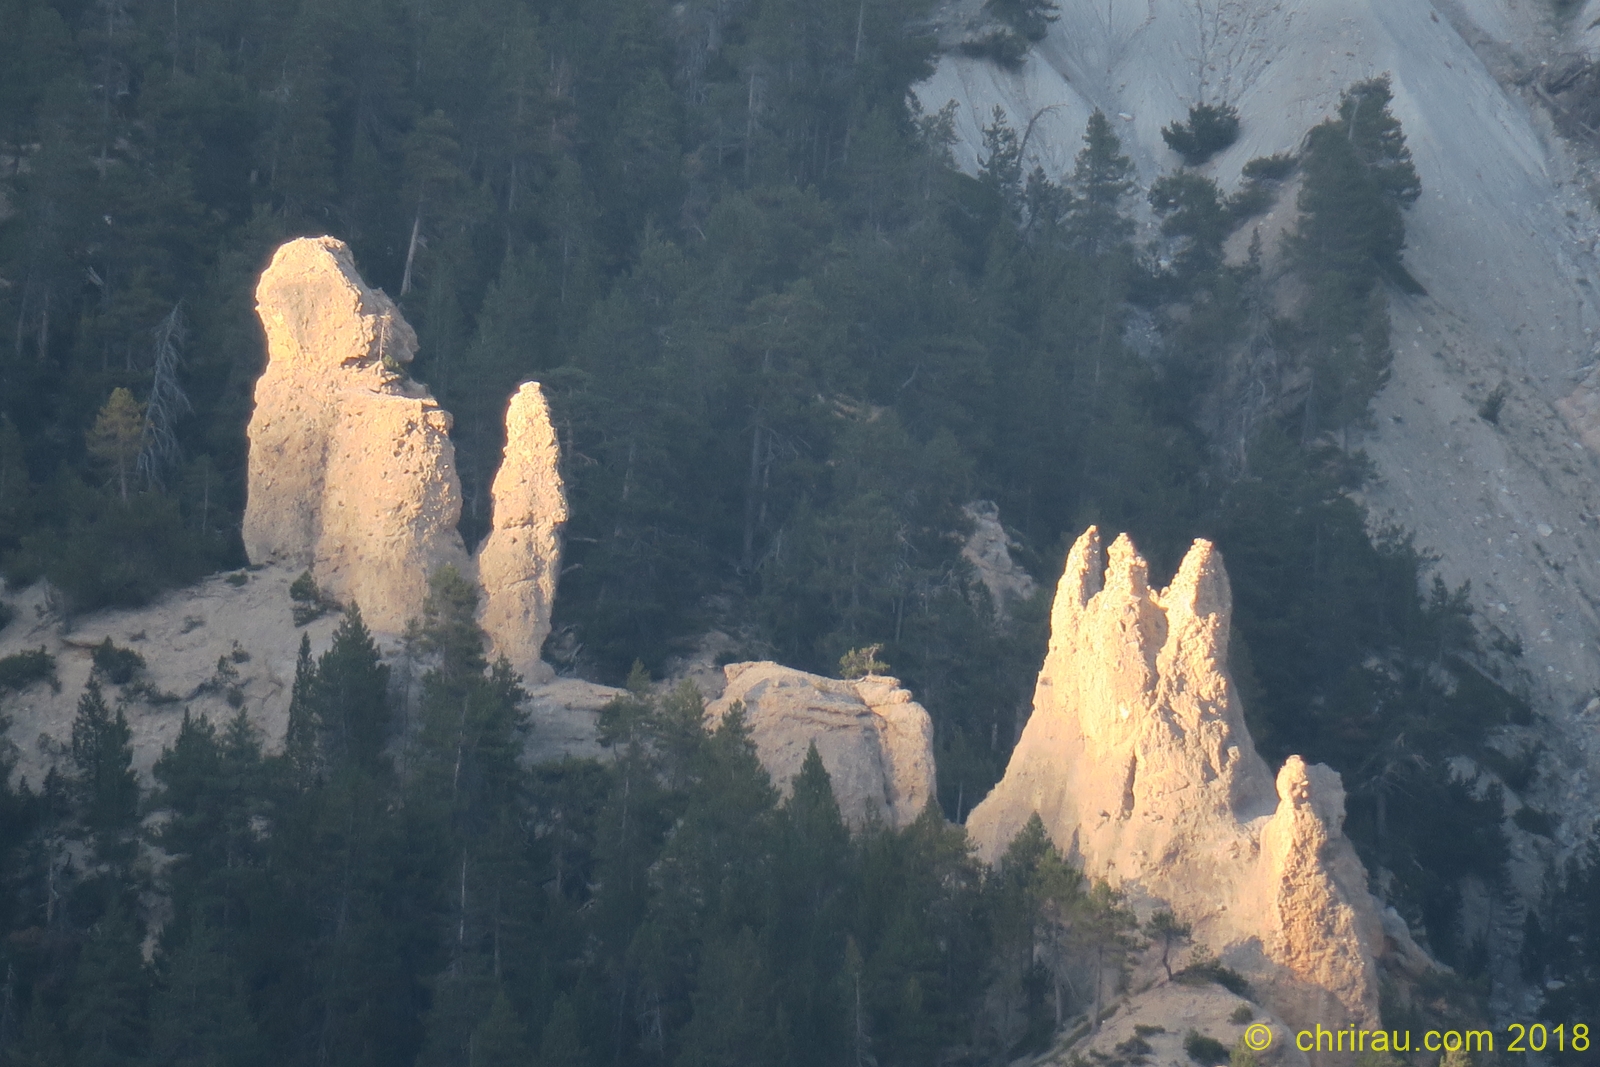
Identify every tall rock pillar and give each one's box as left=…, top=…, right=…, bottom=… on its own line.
left=476, top=382, right=567, bottom=684
left=245, top=237, right=469, bottom=633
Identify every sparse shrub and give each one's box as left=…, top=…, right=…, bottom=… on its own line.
left=957, top=29, right=1031, bottom=68
left=839, top=643, right=889, bottom=679
left=983, top=0, right=1060, bottom=41
left=1479, top=382, right=1509, bottom=424
left=1229, top=1040, right=1259, bottom=1067
left=1175, top=954, right=1252, bottom=997
left=1226, top=183, right=1276, bottom=221
left=1229, top=1004, right=1253, bottom=1024
left=1184, top=1031, right=1230, bottom=1066
left=123, top=679, right=180, bottom=705
left=0, top=647, right=58, bottom=693
left=1241, top=153, right=1296, bottom=181
left=91, top=637, right=146, bottom=685
left=229, top=640, right=250, bottom=664
left=290, top=570, right=336, bottom=625
left=1134, top=1025, right=1167, bottom=1037
left=1162, top=103, right=1241, bottom=165
left=225, top=572, right=248, bottom=586
left=0, top=600, right=13, bottom=633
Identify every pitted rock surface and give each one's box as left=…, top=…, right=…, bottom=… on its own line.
left=706, top=662, right=936, bottom=829
left=477, top=383, right=567, bottom=685
left=244, top=237, right=467, bottom=632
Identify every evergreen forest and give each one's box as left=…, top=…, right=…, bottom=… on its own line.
left=0, top=0, right=1597, bottom=1061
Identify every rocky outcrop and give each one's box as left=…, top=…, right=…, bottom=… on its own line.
left=245, top=239, right=569, bottom=672
left=965, top=528, right=1388, bottom=1032
left=961, top=501, right=1036, bottom=619
left=245, top=237, right=468, bottom=633
left=477, top=383, right=567, bottom=683
left=706, top=662, right=936, bottom=829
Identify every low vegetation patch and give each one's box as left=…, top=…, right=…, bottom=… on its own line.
left=0, top=647, right=58, bottom=694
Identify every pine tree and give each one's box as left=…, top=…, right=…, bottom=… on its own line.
left=1068, top=111, right=1135, bottom=257
left=468, top=990, right=534, bottom=1067
left=86, top=390, right=145, bottom=504
left=145, top=918, right=263, bottom=1067
left=283, top=633, right=320, bottom=787
left=313, top=607, right=392, bottom=775
left=69, top=680, right=139, bottom=846
left=65, top=899, right=148, bottom=1066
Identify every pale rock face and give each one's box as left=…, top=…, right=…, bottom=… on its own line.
left=476, top=383, right=568, bottom=684
left=961, top=500, right=1037, bottom=619
left=706, top=662, right=936, bottom=829
left=245, top=237, right=468, bottom=633
left=965, top=527, right=1387, bottom=1032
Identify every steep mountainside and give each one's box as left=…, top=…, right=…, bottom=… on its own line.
left=916, top=0, right=1600, bottom=845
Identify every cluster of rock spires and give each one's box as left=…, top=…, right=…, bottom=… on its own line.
left=239, top=237, right=939, bottom=823
left=967, top=528, right=1429, bottom=1036
left=234, top=238, right=1414, bottom=1037
left=244, top=237, right=564, bottom=680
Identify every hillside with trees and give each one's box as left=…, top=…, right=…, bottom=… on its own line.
left=0, top=0, right=1592, bottom=1060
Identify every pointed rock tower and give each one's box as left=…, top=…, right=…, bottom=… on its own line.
left=966, top=528, right=1389, bottom=1032
left=477, top=382, right=568, bottom=684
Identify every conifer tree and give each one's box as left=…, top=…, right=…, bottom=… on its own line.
left=313, top=607, right=391, bottom=775
left=1068, top=111, right=1136, bottom=257
left=86, top=390, right=145, bottom=504
left=69, top=680, right=138, bottom=845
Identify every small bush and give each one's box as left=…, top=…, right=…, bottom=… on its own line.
left=124, top=679, right=180, bottom=705
left=91, top=637, right=146, bottom=685
left=1241, top=153, right=1296, bottom=181
left=225, top=572, right=249, bottom=587
left=0, top=647, right=58, bottom=694
left=983, top=0, right=1060, bottom=41
left=1184, top=1031, right=1230, bottom=1066
left=1134, top=1025, right=1167, bottom=1037
left=0, top=600, right=13, bottom=633
left=1228, top=1004, right=1254, bottom=1024
left=1162, top=103, right=1242, bottom=165
left=1175, top=957, right=1252, bottom=997
left=840, top=643, right=890, bottom=679
left=89, top=636, right=142, bottom=681
left=290, top=570, right=337, bottom=625
left=1227, top=183, right=1276, bottom=221
left=1479, top=382, right=1509, bottom=424
left=957, top=29, right=1030, bottom=68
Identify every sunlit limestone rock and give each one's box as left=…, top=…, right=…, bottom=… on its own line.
left=244, top=237, right=468, bottom=633
left=476, top=383, right=567, bottom=684
left=706, top=662, right=936, bottom=829
left=965, top=527, right=1388, bottom=1032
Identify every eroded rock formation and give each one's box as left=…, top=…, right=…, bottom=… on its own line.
left=965, top=528, right=1387, bottom=1032
left=961, top=500, right=1036, bottom=619
left=706, top=662, right=936, bottom=829
left=246, top=238, right=568, bottom=668
left=245, top=237, right=468, bottom=633
left=477, top=383, right=567, bottom=683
